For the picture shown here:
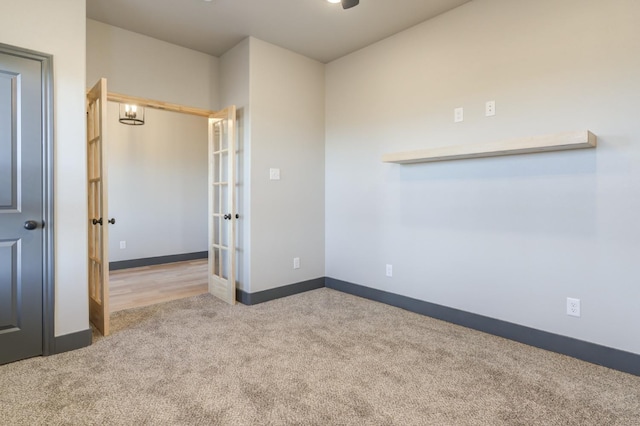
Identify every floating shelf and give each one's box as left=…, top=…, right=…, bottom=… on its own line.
left=382, top=130, right=597, bottom=164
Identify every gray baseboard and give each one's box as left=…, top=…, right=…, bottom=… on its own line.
left=53, top=329, right=92, bottom=355
left=237, top=277, right=325, bottom=305
left=47, top=274, right=640, bottom=377
left=325, top=277, right=640, bottom=377
left=109, top=251, right=208, bottom=271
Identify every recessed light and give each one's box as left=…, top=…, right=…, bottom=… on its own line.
left=327, top=0, right=341, bottom=3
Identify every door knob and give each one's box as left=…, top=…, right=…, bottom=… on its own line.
left=108, top=218, right=116, bottom=224
left=223, top=214, right=231, bottom=220
left=24, top=220, right=39, bottom=230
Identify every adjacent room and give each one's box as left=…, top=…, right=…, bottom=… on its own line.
left=105, top=103, right=210, bottom=312
left=1, top=0, right=639, bottom=423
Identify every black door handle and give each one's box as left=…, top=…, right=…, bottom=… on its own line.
left=92, top=218, right=114, bottom=225
left=223, top=214, right=231, bottom=220
left=24, top=220, right=39, bottom=230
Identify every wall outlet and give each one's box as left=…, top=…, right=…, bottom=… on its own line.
left=293, top=257, right=300, bottom=269
left=567, top=297, right=581, bottom=317
left=485, top=100, right=496, bottom=117
left=269, top=168, right=281, bottom=180
left=454, top=107, right=464, bottom=123
left=119, top=241, right=126, bottom=249
left=386, top=264, right=393, bottom=277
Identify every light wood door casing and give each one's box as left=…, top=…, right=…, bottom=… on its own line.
left=87, top=78, right=110, bottom=335
left=208, top=106, right=236, bottom=304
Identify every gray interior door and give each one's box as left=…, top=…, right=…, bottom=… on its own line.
left=0, top=50, right=45, bottom=364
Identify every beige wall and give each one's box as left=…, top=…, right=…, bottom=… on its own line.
left=220, top=39, right=251, bottom=291
left=220, top=37, right=326, bottom=293
left=0, top=0, right=88, bottom=336
left=87, top=19, right=220, bottom=110
left=325, top=0, right=640, bottom=354
left=106, top=102, right=208, bottom=262
left=249, top=38, right=325, bottom=292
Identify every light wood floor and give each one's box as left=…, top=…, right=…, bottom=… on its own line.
left=109, top=259, right=208, bottom=313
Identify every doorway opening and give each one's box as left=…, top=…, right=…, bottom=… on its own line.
left=106, top=104, right=210, bottom=313
left=87, top=78, right=237, bottom=336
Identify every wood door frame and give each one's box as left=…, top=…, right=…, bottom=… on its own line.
left=106, top=92, right=216, bottom=117
left=0, top=43, right=55, bottom=356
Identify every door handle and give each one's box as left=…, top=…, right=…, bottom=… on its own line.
left=24, top=220, right=39, bottom=230
left=92, top=218, right=115, bottom=225
left=223, top=214, right=231, bottom=220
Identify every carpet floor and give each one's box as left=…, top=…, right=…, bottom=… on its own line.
left=1, top=288, right=639, bottom=425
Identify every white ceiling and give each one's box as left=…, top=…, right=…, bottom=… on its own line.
left=86, top=0, right=471, bottom=63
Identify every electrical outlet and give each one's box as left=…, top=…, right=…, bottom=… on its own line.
left=386, top=264, right=393, bottom=277
left=567, top=297, right=581, bottom=317
left=293, top=257, right=300, bottom=269
left=454, top=107, right=464, bottom=123
left=485, top=100, right=496, bottom=117
left=119, top=241, right=126, bottom=249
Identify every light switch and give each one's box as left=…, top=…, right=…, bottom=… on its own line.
left=269, top=168, right=280, bottom=180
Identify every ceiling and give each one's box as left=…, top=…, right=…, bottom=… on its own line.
left=86, top=0, right=471, bottom=64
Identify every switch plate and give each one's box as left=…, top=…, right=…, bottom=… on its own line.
left=269, top=168, right=281, bottom=180
left=386, top=264, right=393, bottom=277
left=119, top=241, right=126, bottom=249
left=485, top=100, right=496, bottom=117
left=454, top=107, right=464, bottom=123
left=293, top=257, right=300, bottom=269
left=567, top=297, right=581, bottom=317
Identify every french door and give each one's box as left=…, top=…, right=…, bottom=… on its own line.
left=208, top=106, right=237, bottom=304
left=86, top=78, right=110, bottom=335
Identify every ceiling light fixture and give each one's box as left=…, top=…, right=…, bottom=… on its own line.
left=327, top=0, right=360, bottom=9
left=119, top=104, right=145, bottom=126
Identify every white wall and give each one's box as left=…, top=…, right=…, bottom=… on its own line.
left=0, top=0, right=88, bottom=336
left=325, top=0, right=640, bottom=355
left=87, top=19, right=219, bottom=110
left=106, top=102, right=208, bottom=262
left=220, top=38, right=251, bottom=291
left=249, top=38, right=325, bottom=292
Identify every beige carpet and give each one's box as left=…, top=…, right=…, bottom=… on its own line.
left=1, top=288, right=639, bottom=425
